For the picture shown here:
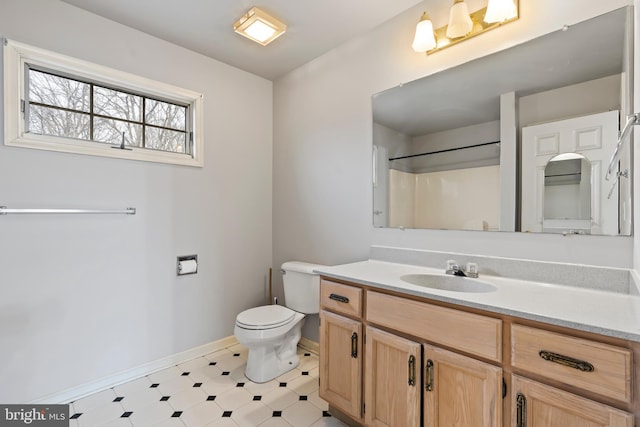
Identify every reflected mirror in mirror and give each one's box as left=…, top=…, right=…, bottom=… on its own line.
left=543, top=154, right=591, bottom=234
left=372, top=6, right=632, bottom=236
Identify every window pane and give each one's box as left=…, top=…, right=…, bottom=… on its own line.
left=28, top=69, right=90, bottom=112
left=94, top=86, right=142, bottom=122
left=94, top=117, right=143, bottom=147
left=145, top=99, right=186, bottom=131
left=28, top=105, right=90, bottom=139
left=145, top=127, right=187, bottom=153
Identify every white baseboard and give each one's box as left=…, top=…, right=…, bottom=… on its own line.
left=31, top=336, right=239, bottom=404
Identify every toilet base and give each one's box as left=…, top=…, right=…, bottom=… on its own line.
left=242, top=317, right=304, bottom=383
left=245, top=346, right=300, bottom=383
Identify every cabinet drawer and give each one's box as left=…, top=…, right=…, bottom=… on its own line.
left=320, top=280, right=362, bottom=318
left=511, top=324, right=632, bottom=402
left=366, top=291, right=502, bottom=362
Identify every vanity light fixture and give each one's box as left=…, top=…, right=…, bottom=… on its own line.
left=447, top=0, right=474, bottom=39
left=233, top=7, right=287, bottom=46
left=485, top=0, right=518, bottom=23
left=412, top=12, right=437, bottom=52
left=412, top=0, right=519, bottom=54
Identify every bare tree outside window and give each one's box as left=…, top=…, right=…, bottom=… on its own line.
left=28, top=70, right=90, bottom=140
left=145, top=98, right=187, bottom=152
left=27, top=67, right=188, bottom=154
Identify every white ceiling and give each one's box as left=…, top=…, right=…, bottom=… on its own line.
left=60, top=0, right=423, bottom=80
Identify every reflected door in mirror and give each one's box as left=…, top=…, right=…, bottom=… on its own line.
left=521, top=111, right=619, bottom=235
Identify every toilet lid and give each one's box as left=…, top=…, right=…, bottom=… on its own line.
left=236, top=305, right=296, bottom=330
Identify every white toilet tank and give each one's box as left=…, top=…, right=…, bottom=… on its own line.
left=281, top=261, right=324, bottom=314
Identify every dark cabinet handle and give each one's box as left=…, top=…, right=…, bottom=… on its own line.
left=329, top=293, right=349, bottom=304
left=516, top=393, right=526, bottom=427
left=408, top=355, right=416, bottom=386
left=425, top=359, right=434, bottom=391
left=539, top=350, right=594, bottom=372
left=351, top=332, right=358, bottom=358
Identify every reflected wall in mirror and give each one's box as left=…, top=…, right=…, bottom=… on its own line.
left=372, top=6, right=633, bottom=236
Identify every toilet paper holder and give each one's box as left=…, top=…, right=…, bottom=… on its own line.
left=177, top=255, right=198, bottom=276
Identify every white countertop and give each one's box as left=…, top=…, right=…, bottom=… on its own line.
left=315, top=260, right=640, bottom=342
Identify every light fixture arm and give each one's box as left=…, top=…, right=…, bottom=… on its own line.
left=606, top=113, right=640, bottom=181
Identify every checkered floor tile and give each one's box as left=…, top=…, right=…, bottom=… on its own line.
left=68, top=345, right=347, bottom=426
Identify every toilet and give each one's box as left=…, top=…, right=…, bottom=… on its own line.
left=234, top=261, right=324, bottom=383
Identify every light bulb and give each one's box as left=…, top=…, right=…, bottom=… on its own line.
left=485, top=0, right=517, bottom=23
left=446, top=0, right=473, bottom=38
left=412, top=12, right=437, bottom=52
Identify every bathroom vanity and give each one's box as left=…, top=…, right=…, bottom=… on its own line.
left=316, top=254, right=640, bottom=427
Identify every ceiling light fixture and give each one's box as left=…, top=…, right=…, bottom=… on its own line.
left=233, top=7, right=287, bottom=46
left=412, top=0, right=518, bottom=54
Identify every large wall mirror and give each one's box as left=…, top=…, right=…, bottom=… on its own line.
left=372, top=6, right=633, bottom=236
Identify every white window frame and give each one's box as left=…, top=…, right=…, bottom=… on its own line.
left=3, top=39, right=204, bottom=167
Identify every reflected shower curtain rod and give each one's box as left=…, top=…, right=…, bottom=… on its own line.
left=0, top=206, right=136, bottom=215
left=388, top=140, right=500, bottom=161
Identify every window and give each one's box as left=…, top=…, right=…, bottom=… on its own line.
left=4, top=39, right=204, bottom=167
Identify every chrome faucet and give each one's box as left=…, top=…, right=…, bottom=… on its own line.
left=445, top=260, right=479, bottom=278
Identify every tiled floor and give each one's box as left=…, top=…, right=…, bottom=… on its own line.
left=68, top=344, right=347, bottom=427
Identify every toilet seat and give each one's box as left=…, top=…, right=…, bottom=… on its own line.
left=236, top=305, right=296, bottom=330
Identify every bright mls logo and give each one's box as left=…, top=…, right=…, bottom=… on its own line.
left=1, top=405, right=67, bottom=426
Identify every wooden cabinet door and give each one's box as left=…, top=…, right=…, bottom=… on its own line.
left=423, top=344, right=502, bottom=427
left=365, top=326, right=421, bottom=427
left=511, top=375, right=633, bottom=427
left=319, top=310, right=363, bottom=422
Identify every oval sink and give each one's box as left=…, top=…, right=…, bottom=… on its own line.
left=400, top=274, right=497, bottom=293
